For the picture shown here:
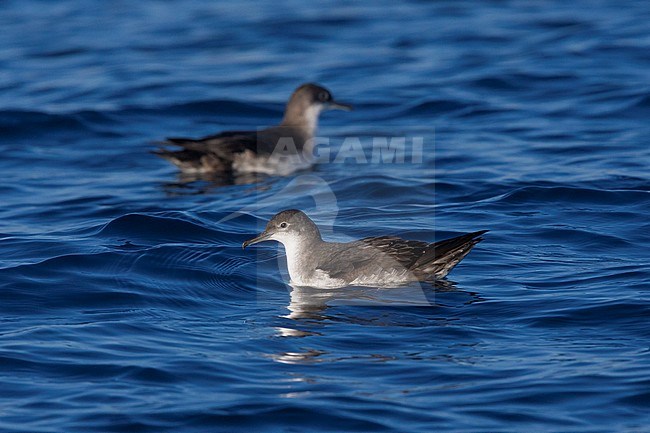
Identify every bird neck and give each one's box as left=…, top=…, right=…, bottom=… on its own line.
left=280, top=231, right=323, bottom=284
left=281, top=104, right=321, bottom=139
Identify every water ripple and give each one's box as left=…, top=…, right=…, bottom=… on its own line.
left=1, top=0, right=650, bottom=431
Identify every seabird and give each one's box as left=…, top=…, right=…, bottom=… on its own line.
left=243, top=209, right=487, bottom=288
left=154, top=83, right=351, bottom=176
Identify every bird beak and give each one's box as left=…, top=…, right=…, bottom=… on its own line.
left=242, top=231, right=273, bottom=249
left=327, top=100, right=353, bottom=111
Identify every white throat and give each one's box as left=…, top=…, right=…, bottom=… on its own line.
left=273, top=233, right=313, bottom=284
left=301, top=104, right=323, bottom=136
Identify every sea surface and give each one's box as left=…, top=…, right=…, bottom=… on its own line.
left=1, top=1, right=650, bottom=432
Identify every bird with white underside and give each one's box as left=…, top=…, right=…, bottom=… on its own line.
left=154, top=83, right=351, bottom=176
left=243, top=210, right=487, bottom=288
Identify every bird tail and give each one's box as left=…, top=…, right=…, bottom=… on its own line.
left=412, top=230, right=487, bottom=280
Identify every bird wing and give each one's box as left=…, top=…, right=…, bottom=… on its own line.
left=164, top=130, right=260, bottom=160
left=313, top=245, right=374, bottom=281
left=357, top=236, right=430, bottom=269
left=412, top=230, right=488, bottom=279
left=413, top=230, right=487, bottom=268
left=314, top=236, right=426, bottom=281
left=315, top=232, right=487, bottom=282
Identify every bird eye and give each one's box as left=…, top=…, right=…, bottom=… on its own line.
left=318, top=91, right=329, bottom=102
left=279, top=222, right=288, bottom=229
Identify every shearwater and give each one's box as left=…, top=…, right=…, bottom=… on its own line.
left=243, top=210, right=487, bottom=288
left=154, top=83, right=351, bottom=176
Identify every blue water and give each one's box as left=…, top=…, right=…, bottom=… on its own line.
left=1, top=1, right=650, bottom=431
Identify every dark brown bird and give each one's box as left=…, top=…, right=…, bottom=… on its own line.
left=154, top=83, right=351, bottom=176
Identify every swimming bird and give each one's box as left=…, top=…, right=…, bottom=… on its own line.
left=242, top=210, right=487, bottom=288
left=154, top=83, right=351, bottom=176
